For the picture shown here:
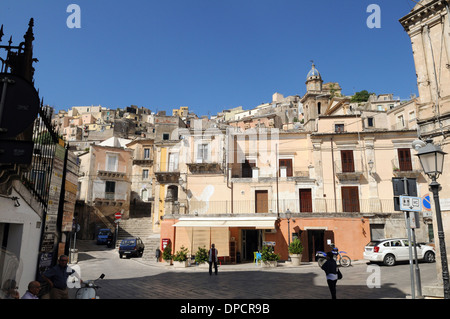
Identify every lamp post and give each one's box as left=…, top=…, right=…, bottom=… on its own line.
left=286, top=209, right=292, bottom=260
left=415, top=139, right=449, bottom=299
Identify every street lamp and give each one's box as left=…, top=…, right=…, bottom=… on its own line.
left=415, top=139, right=449, bottom=299
left=286, top=209, right=292, bottom=260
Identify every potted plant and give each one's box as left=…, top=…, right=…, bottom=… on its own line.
left=162, top=245, right=173, bottom=265
left=195, top=246, right=209, bottom=267
left=288, top=238, right=303, bottom=266
left=173, top=246, right=189, bottom=268
left=260, top=245, right=280, bottom=268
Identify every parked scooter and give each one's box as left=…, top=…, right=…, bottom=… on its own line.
left=75, top=274, right=105, bottom=299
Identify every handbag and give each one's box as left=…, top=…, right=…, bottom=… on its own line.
left=337, top=269, right=343, bottom=280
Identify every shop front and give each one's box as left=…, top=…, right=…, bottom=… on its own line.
left=160, top=217, right=278, bottom=263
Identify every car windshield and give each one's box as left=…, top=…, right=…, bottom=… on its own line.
left=121, top=239, right=135, bottom=245
left=366, top=241, right=381, bottom=246
left=99, top=230, right=110, bottom=235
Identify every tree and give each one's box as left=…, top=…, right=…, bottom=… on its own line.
left=350, top=90, right=373, bottom=103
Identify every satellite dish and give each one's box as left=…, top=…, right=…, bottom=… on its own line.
left=0, top=73, right=40, bottom=138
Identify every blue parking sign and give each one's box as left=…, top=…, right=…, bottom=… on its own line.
left=423, top=194, right=431, bottom=211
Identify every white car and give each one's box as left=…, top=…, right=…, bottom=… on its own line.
left=364, top=238, right=435, bottom=266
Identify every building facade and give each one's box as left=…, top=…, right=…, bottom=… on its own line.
left=400, top=0, right=450, bottom=297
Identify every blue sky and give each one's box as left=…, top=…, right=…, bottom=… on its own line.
left=1, top=0, right=419, bottom=116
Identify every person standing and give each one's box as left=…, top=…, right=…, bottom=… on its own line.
left=321, top=251, right=338, bottom=299
left=42, top=254, right=82, bottom=299
left=208, top=244, right=218, bottom=276
left=21, top=281, right=41, bottom=299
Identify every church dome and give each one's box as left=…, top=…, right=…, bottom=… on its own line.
left=307, top=63, right=321, bottom=80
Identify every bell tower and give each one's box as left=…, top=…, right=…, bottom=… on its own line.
left=306, top=61, right=323, bottom=93
left=301, top=62, right=328, bottom=131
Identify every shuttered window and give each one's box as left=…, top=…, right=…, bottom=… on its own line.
left=398, top=148, right=412, bottom=171
left=341, top=186, right=360, bottom=212
left=255, top=190, right=268, bottom=213
left=299, top=189, right=312, bottom=212
left=340, top=150, right=355, bottom=173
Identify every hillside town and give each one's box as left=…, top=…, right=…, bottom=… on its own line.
left=1, top=0, right=450, bottom=300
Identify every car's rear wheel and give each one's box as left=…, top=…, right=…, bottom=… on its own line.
left=383, top=254, right=396, bottom=266
left=424, top=251, right=435, bottom=263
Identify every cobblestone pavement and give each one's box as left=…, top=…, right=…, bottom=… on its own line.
left=71, top=240, right=439, bottom=300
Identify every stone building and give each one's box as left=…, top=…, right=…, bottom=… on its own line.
left=400, top=0, right=450, bottom=298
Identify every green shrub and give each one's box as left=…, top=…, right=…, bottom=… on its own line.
left=288, top=238, right=303, bottom=254
left=162, top=245, right=172, bottom=261
left=173, top=246, right=189, bottom=262
left=261, top=245, right=280, bottom=261
left=195, top=246, right=209, bottom=264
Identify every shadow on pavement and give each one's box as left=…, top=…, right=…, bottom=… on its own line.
left=93, top=270, right=406, bottom=299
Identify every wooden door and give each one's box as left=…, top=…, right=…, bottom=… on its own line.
left=255, top=190, right=268, bottom=213
left=341, top=186, right=360, bottom=212
left=398, top=148, right=412, bottom=171
left=340, top=150, right=355, bottom=172
left=279, top=159, right=293, bottom=177
left=299, top=189, right=312, bottom=212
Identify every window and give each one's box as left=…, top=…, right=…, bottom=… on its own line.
left=340, top=150, right=355, bottom=173
left=142, top=169, right=149, bottom=179
left=144, top=148, right=151, bottom=159
left=105, top=181, right=116, bottom=200
left=335, top=124, right=344, bottom=133
left=279, top=159, right=293, bottom=177
left=299, top=189, right=312, bottom=213
left=367, top=117, right=374, bottom=127
left=397, top=115, right=405, bottom=128
left=106, top=153, right=118, bottom=172
left=341, top=186, right=360, bottom=212
left=241, top=159, right=255, bottom=178
left=397, top=148, right=412, bottom=171
left=255, top=190, right=268, bottom=213
left=163, top=133, right=170, bottom=140
left=141, top=188, right=148, bottom=201
left=168, top=153, right=179, bottom=172
left=196, top=144, right=209, bottom=163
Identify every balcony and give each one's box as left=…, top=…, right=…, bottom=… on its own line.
left=154, top=164, right=180, bottom=184
left=187, top=198, right=398, bottom=215
left=93, top=192, right=127, bottom=207
left=132, top=157, right=153, bottom=166
left=187, top=162, right=222, bottom=174
left=391, top=157, right=422, bottom=178
left=334, top=160, right=366, bottom=180
left=96, top=164, right=128, bottom=181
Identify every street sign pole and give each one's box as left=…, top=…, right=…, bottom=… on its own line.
left=411, top=222, right=422, bottom=298
left=399, top=177, right=423, bottom=298
left=405, top=210, right=416, bottom=299
left=403, top=178, right=415, bottom=299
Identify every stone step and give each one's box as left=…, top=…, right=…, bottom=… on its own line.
left=115, top=217, right=160, bottom=259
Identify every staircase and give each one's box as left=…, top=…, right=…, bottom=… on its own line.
left=116, top=217, right=160, bottom=262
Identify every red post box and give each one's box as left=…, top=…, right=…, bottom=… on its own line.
left=161, top=238, right=170, bottom=251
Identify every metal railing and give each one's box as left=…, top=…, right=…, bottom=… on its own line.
left=187, top=198, right=397, bottom=215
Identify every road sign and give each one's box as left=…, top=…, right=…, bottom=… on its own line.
left=115, top=212, right=122, bottom=220
left=400, top=196, right=422, bottom=212
left=422, top=194, right=431, bottom=211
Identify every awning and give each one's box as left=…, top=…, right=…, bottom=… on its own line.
left=173, top=217, right=277, bottom=229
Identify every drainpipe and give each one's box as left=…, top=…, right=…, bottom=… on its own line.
left=331, top=137, right=337, bottom=212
